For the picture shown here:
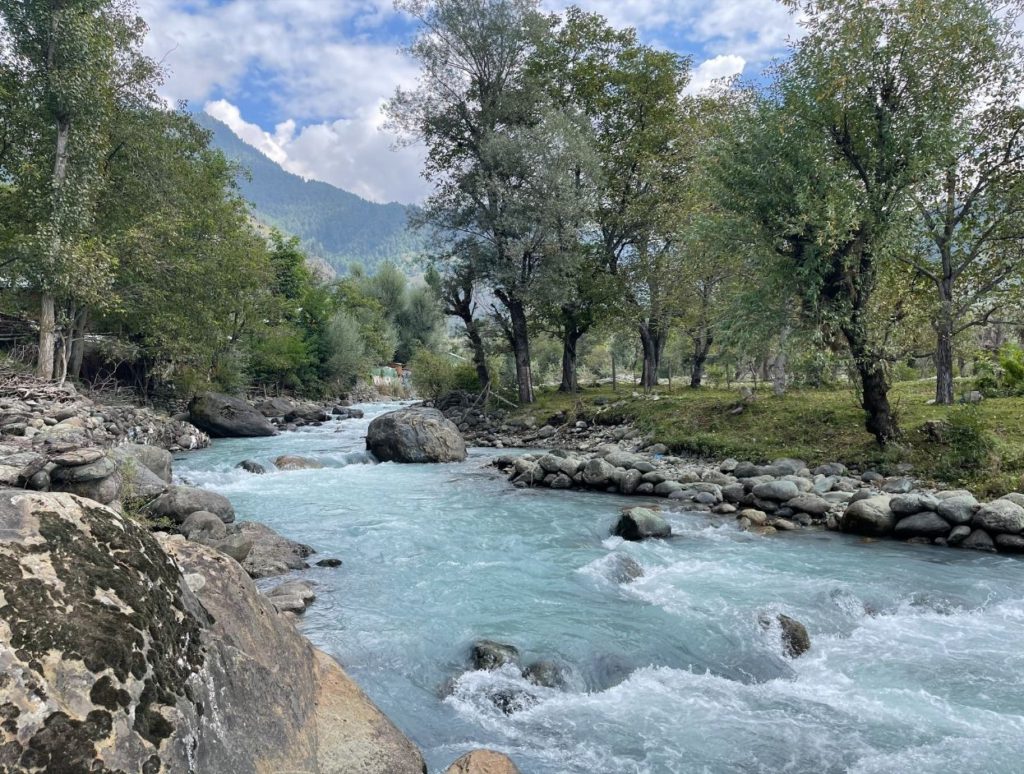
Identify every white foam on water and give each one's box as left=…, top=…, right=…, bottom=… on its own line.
left=175, top=409, right=1024, bottom=774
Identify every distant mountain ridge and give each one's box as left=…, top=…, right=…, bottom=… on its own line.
left=195, top=112, right=423, bottom=274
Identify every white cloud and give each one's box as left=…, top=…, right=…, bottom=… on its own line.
left=139, top=0, right=426, bottom=202
left=204, top=99, right=428, bottom=204
left=685, top=54, right=746, bottom=95
left=546, top=0, right=801, bottom=64
left=139, top=0, right=414, bottom=119
left=138, top=0, right=800, bottom=204
left=205, top=99, right=293, bottom=166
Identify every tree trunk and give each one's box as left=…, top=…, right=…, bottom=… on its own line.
left=68, top=307, right=88, bottom=380
left=506, top=298, right=534, bottom=403
left=769, top=327, right=790, bottom=397
left=444, top=278, right=490, bottom=391
left=858, top=360, right=896, bottom=446
left=690, top=333, right=712, bottom=389
left=465, top=321, right=490, bottom=391
left=934, top=294, right=955, bottom=405
left=843, top=324, right=898, bottom=446
left=770, top=350, right=788, bottom=396
left=558, top=322, right=584, bottom=393
left=639, top=323, right=665, bottom=391
left=37, top=294, right=57, bottom=380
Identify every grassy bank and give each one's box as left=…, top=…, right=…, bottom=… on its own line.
left=511, top=380, right=1024, bottom=497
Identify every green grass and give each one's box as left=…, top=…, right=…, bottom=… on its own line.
left=509, top=380, right=1024, bottom=497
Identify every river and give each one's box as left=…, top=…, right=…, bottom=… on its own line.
left=175, top=402, right=1024, bottom=774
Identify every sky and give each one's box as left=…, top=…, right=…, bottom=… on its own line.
left=138, top=0, right=803, bottom=205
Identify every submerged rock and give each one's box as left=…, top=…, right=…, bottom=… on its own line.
left=366, top=407, right=467, bottom=463
left=188, top=391, right=276, bottom=438
left=238, top=459, right=267, bottom=474
left=613, top=507, right=671, bottom=541
left=523, top=659, right=567, bottom=689
left=275, top=454, right=324, bottom=470
left=471, top=640, right=520, bottom=671
left=445, top=749, right=522, bottom=774
left=759, top=612, right=811, bottom=658
left=607, top=553, right=644, bottom=583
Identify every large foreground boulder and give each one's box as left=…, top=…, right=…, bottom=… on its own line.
left=0, top=489, right=425, bottom=774
left=188, top=391, right=276, bottom=438
left=366, top=407, right=466, bottom=463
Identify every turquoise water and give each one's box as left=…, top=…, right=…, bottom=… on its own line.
left=176, top=403, right=1024, bottom=774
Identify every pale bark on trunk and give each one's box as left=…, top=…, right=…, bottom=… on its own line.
left=38, top=13, right=71, bottom=381
left=934, top=287, right=955, bottom=405
left=37, top=295, right=57, bottom=380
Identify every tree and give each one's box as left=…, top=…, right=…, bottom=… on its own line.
left=0, top=0, right=160, bottom=379
left=905, top=26, right=1024, bottom=403
left=95, top=108, right=273, bottom=395
left=527, top=8, right=691, bottom=392
left=426, top=260, right=491, bottom=389
left=387, top=0, right=577, bottom=404
left=718, top=0, right=1001, bottom=444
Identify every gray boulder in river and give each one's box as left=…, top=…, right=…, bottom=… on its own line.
left=366, top=407, right=467, bottom=463
left=188, top=391, right=276, bottom=438
left=0, top=489, right=425, bottom=774
left=614, top=507, right=671, bottom=540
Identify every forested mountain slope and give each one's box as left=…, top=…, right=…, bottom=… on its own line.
left=196, top=112, right=423, bottom=273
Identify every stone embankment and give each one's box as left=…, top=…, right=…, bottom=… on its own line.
left=490, top=444, right=1024, bottom=555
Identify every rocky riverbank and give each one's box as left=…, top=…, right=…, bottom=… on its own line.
left=0, top=378, right=514, bottom=772
left=487, top=438, right=1024, bottom=555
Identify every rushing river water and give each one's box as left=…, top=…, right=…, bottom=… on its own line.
left=175, top=402, right=1024, bottom=774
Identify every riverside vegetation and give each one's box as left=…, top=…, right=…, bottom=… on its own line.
left=2, top=0, right=1024, bottom=772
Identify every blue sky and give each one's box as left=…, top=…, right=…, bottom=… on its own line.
left=139, top=0, right=802, bottom=204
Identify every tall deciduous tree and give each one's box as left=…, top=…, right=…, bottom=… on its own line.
left=906, top=19, right=1024, bottom=404
left=718, top=0, right=1000, bottom=444
left=387, top=0, right=592, bottom=403
left=0, top=0, right=160, bottom=379
left=528, top=8, right=691, bottom=391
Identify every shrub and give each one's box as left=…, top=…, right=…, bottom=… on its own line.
left=409, top=350, right=453, bottom=400
left=975, top=344, right=1024, bottom=397
left=324, top=311, right=368, bottom=388
left=931, top=406, right=996, bottom=483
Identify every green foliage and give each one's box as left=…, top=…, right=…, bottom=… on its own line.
left=323, top=311, right=368, bottom=388
left=193, top=113, right=424, bottom=273
left=976, top=344, right=1024, bottom=397
left=931, top=407, right=996, bottom=484
left=409, top=350, right=480, bottom=400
